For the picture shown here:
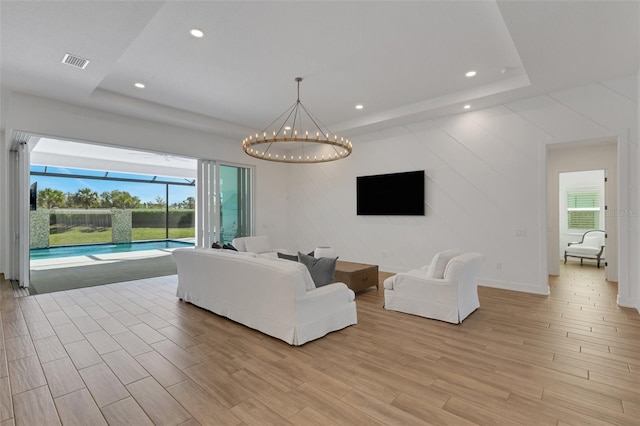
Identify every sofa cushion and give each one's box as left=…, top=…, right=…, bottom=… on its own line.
left=298, top=252, right=337, bottom=287
left=567, top=246, right=601, bottom=256
left=223, top=243, right=237, bottom=251
left=245, top=236, right=271, bottom=254
left=231, top=238, right=246, bottom=251
left=211, top=242, right=222, bottom=249
left=425, top=249, right=460, bottom=279
left=235, top=251, right=258, bottom=258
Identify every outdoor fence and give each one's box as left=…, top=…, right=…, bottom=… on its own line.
left=29, top=208, right=195, bottom=248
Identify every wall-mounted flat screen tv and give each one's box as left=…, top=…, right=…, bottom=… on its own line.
left=357, top=170, right=425, bottom=215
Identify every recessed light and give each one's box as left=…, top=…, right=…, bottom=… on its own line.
left=464, top=104, right=471, bottom=109
left=134, top=83, right=145, bottom=89
left=190, top=28, right=204, bottom=38
left=465, top=70, right=476, bottom=77
left=284, top=126, right=291, bottom=130
left=355, top=104, right=364, bottom=110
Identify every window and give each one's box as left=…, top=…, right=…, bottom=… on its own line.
left=567, top=190, right=600, bottom=230
left=29, top=167, right=196, bottom=246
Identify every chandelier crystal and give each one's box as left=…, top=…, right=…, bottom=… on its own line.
left=242, top=77, right=352, bottom=163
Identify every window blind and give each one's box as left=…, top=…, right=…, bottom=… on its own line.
left=567, top=190, right=600, bottom=230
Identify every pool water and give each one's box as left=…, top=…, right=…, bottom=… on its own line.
left=30, top=240, right=194, bottom=260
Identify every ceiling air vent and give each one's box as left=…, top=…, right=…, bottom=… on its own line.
left=61, top=53, right=90, bottom=70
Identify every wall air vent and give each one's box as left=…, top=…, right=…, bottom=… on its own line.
left=61, top=53, right=90, bottom=70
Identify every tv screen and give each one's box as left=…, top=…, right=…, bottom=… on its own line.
left=357, top=170, right=425, bottom=215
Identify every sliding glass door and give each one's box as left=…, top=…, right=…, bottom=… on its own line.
left=219, top=165, right=252, bottom=244
left=196, top=161, right=253, bottom=247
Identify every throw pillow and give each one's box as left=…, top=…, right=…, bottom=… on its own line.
left=277, top=252, right=298, bottom=261
left=297, top=251, right=337, bottom=287
left=222, top=243, right=237, bottom=251
left=426, top=249, right=460, bottom=279
left=244, top=236, right=271, bottom=253
left=211, top=242, right=222, bottom=249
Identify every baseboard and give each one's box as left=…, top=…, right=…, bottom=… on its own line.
left=379, top=265, right=408, bottom=274
left=479, top=278, right=550, bottom=296
left=617, top=295, right=640, bottom=313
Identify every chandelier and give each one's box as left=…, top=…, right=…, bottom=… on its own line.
left=242, top=77, right=353, bottom=163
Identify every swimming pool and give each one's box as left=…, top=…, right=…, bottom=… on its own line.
left=30, top=240, right=194, bottom=260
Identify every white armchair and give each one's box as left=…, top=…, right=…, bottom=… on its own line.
left=564, top=230, right=605, bottom=268
left=383, top=252, right=485, bottom=324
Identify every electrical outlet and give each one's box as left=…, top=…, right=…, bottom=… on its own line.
left=496, top=262, right=503, bottom=270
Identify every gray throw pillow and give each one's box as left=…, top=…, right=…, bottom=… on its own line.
left=277, top=252, right=298, bottom=261
left=297, top=252, right=337, bottom=287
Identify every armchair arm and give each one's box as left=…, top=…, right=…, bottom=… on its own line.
left=387, top=271, right=456, bottom=301
left=384, top=269, right=427, bottom=290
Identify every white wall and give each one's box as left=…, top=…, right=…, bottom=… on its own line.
left=0, top=129, right=7, bottom=278
left=285, top=76, right=638, bottom=300
left=633, top=66, right=640, bottom=311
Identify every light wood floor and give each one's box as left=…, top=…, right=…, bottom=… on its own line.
left=1, top=263, right=639, bottom=425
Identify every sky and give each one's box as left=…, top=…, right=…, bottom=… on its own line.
left=30, top=167, right=195, bottom=204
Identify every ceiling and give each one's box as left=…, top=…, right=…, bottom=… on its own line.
left=1, top=1, right=638, bottom=145
left=30, top=138, right=197, bottom=179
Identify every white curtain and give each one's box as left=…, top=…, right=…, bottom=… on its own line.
left=196, top=159, right=218, bottom=248
left=16, top=141, right=31, bottom=287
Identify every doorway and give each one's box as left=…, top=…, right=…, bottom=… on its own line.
left=13, top=135, right=198, bottom=291
left=558, top=170, right=606, bottom=275
left=546, top=139, right=618, bottom=283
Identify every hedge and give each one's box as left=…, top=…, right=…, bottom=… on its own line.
left=132, top=209, right=195, bottom=228
left=49, top=209, right=195, bottom=229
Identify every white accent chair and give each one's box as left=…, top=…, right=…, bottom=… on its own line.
left=383, top=251, right=485, bottom=324
left=564, top=230, right=605, bottom=268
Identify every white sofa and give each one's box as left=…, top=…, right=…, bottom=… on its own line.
left=384, top=252, right=485, bottom=324
left=231, top=235, right=286, bottom=258
left=172, top=248, right=357, bottom=345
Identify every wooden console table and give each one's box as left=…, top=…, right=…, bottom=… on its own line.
left=335, top=260, right=378, bottom=292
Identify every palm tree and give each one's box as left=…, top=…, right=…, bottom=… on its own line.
left=37, top=188, right=65, bottom=208
left=100, top=191, right=113, bottom=208
left=183, top=196, right=195, bottom=209
left=73, top=188, right=98, bottom=209
left=111, top=190, right=141, bottom=209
